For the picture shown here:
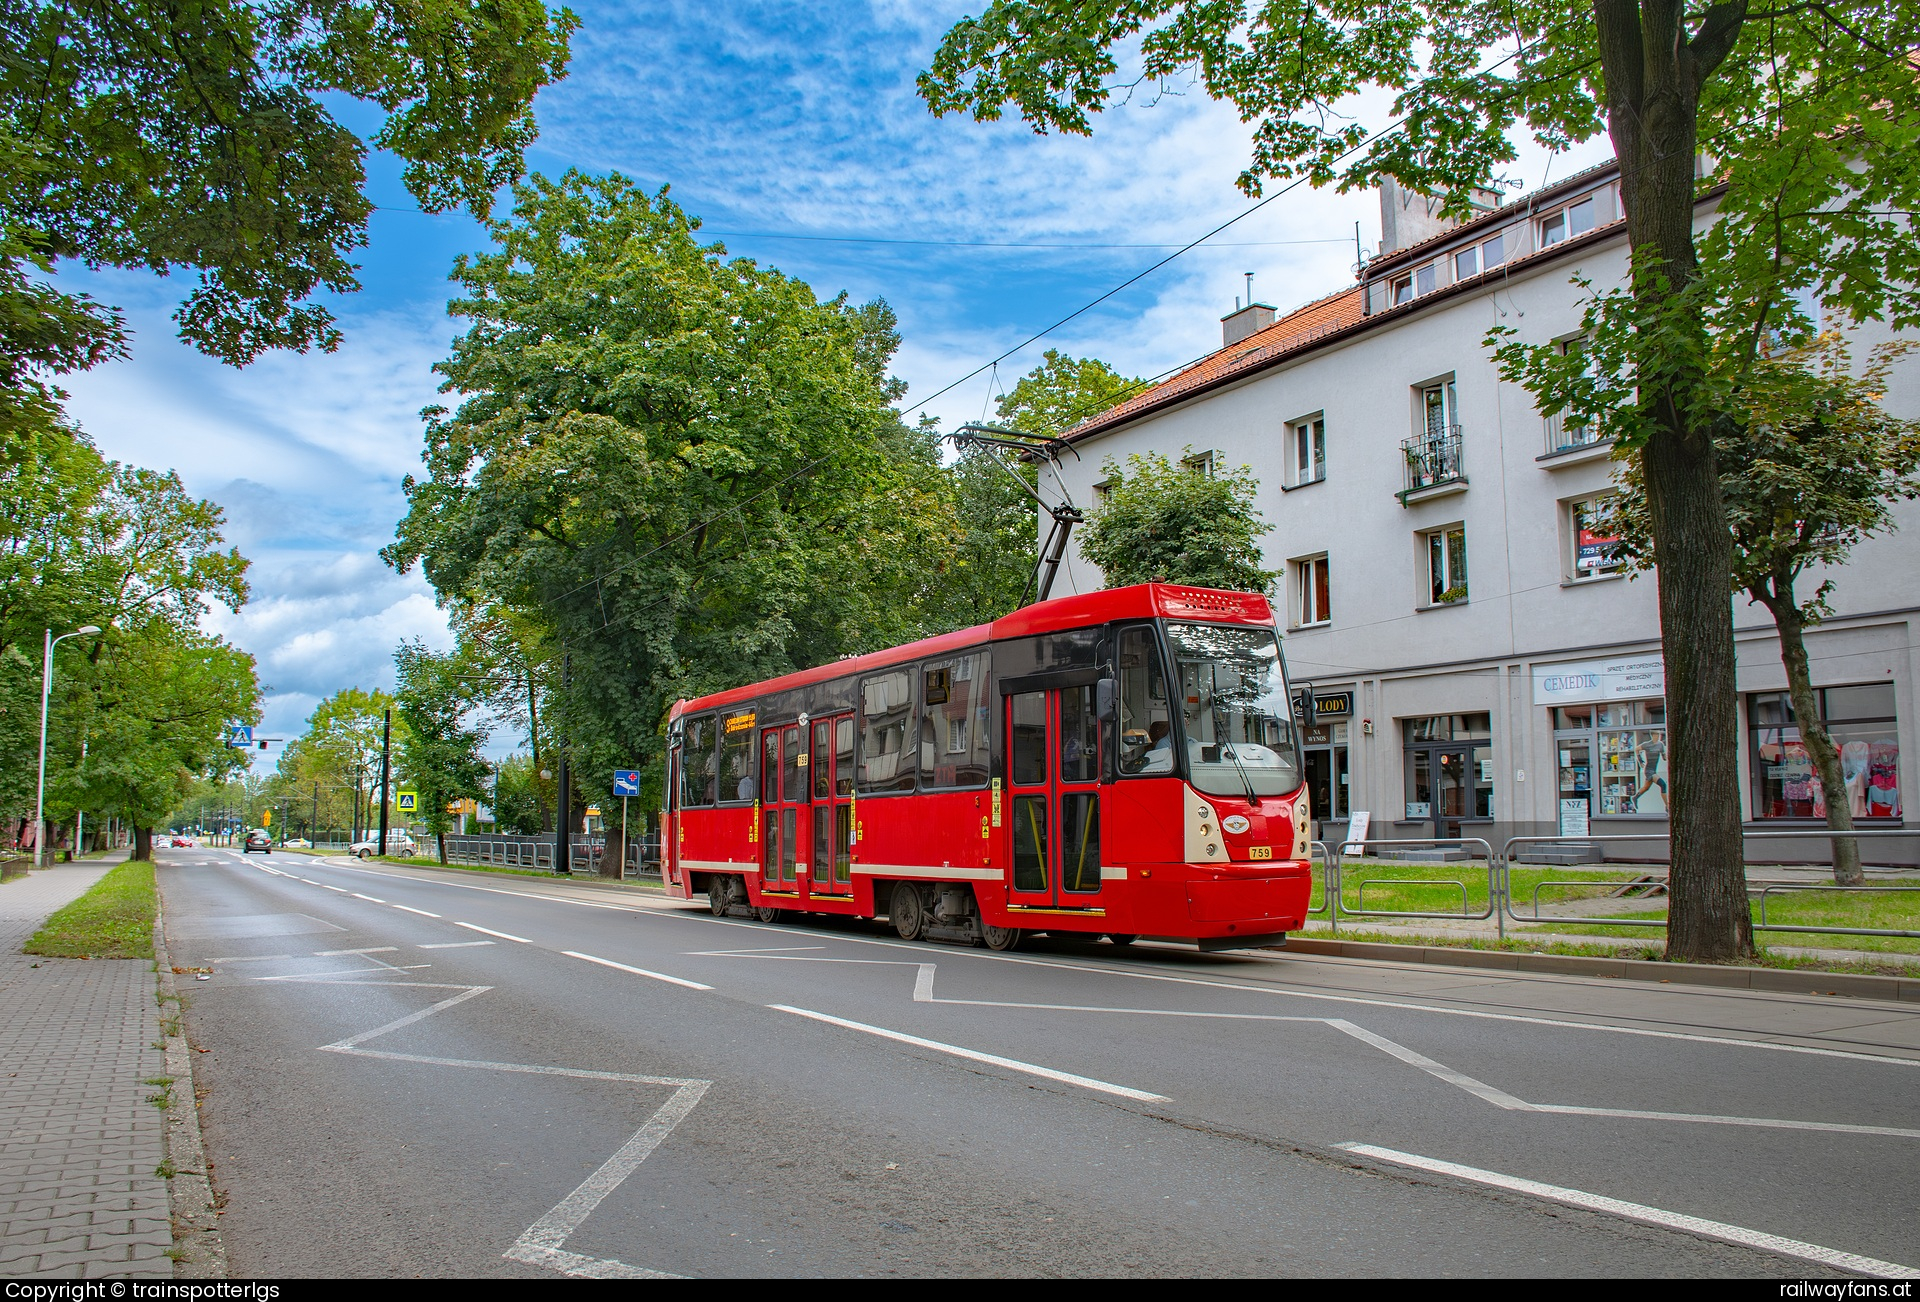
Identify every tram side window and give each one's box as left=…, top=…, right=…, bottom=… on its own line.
left=918, top=652, right=989, bottom=788
left=1117, top=626, right=1174, bottom=776
left=719, top=714, right=756, bottom=803
left=859, top=670, right=916, bottom=793
left=680, top=715, right=718, bottom=808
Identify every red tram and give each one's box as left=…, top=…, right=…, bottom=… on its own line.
left=663, top=583, right=1313, bottom=951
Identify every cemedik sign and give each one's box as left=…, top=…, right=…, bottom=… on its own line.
left=1532, top=653, right=1665, bottom=706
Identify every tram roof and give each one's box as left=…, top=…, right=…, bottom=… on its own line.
left=671, top=583, right=1274, bottom=718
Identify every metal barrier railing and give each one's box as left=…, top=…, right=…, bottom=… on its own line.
left=1331, top=837, right=1501, bottom=939
left=1306, top=841, right=1332, bottom=920
left=1499, top=828, right=1920, bottom=940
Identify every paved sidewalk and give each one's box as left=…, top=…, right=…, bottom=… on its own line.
left=0, top=859, right=172, bottom=1277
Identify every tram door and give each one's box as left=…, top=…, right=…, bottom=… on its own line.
left=809, top=715, right=855, bottom=897
left=760, top=727, right=801, bottom=894
left=1005, top=687, right=1106, bottom=911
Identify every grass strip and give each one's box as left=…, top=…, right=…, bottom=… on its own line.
left=24, top=860, right=156, bottom=959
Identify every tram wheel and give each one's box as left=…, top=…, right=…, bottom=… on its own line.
left=754, top=905, right=782, bottom=924
left=981, top=923, right=1023, bottom=952
left=1106, top=933, right=1137, bottom=947
left=707, top=877, right=735, bottom=917
left=891, top=883, right=924, bottom=940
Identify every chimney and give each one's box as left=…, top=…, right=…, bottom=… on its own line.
left=1221, top=301, right=1276, bottom=346
left=1378, top=177, right=1504, bottom=255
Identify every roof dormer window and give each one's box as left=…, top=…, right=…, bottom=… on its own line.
left=1541, top=195, right=1597, bottom=247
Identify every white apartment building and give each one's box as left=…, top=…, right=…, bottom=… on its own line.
left=1044, top=161, right=1919, bottom=861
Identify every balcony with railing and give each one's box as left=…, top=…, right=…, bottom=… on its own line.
left=1400, top=425, right=1466, bottom=503
left=1541, top=411, right=1612, bottom=462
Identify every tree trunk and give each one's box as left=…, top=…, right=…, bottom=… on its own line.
left=1597, top=0, right=1753, bottom=962
left=436, top=830, right=447, bottom=865
left=132, top=825, right=152, bottom=862
left=1762, top=591, right=1863, bottom=885
left=603, top=820, right=627, bottom=880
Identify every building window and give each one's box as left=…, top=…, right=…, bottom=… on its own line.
left=1541, top=196, right=1597, bottom=247
left=1414, top=262, right=1437, bottom=296
left=1091, top=479, right=1113, bottom=507
left=1481, top=231, right=1505, bottom=269
left=1568, top=496, right=1626, bottom=580
left=1749, top=684, right=1901, bottom=820
left=1555, top=700, right=1668, bottom=817
left=1454, top=246, right=1478, bottom=279
left=1295, top=554, right=1331, bottom=627
left=1182, top=450, right=1216, bottom=477
left=1425, top=525, right=1468, bottom=604
left=1392, top=275, right=1413, bottom=305
left=1544, top=337, right=1602, bottom=453
left=1404, top=380, right=1462, bottom=493
left=1290, top=415, right=1326, bottom=486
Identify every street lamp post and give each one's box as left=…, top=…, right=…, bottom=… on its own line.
left=34, top=626, right=101, bottom=869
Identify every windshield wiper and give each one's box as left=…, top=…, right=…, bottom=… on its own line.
left=1210, top=701, right=1260, bottom=807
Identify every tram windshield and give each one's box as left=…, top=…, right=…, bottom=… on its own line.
left=1165, top=622, right=1303, bottom=798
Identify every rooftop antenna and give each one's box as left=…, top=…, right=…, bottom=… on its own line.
left=946, top=423, right=1084, bottom=609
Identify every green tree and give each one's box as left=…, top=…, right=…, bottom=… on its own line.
left=1079, top=449, right=1277, bottom=593
left=1597, top=338, right=1920, bottom=886
left=2, top=0, right=577, bottom=389
left=919, top=0, right=1920, bottom=961
left=71, top=624, right=259, bottom=860
left=387, top=172, right=957, bottom=810
left=273, top=687, right=402, bottom=841
left=488, top=753, right=550, bottom=835
left=394, top=641, right=490, bottom=864
left=996, top=349, right=1144, bottom=436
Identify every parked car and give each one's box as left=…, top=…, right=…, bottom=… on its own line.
left=242, top=829, right=272, bottom=854
left=283, top=838, right=311, bottom=849
left=169, top=836, right=195, bottom=847
left=347, top=831, right=415, bottom=860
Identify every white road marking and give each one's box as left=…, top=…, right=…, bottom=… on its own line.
left=350, top=893, right=386, bottom=903
left=1337, top=1143, right=1920, bottom=1279
left=210, top=954, right=293, bottom=963
left=770, top=1004, right=1168, bottom=1103
left=563, top=951, right=713, bottom=991
left=317, top=884, right=351, bottom=892
left=315, top=947, right=398, bottom=956
left=419, top=941, right=495, bottom=950
left=457, top=922, right=530, bottom=943
left=391, top=904, right=441, bottom=918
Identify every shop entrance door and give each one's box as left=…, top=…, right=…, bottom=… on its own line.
left=1004, top=687, right=1106, bottom=913
left=1408, top=744, right=1491, bottom=840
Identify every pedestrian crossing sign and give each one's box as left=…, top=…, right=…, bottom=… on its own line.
left=396, top=791, right=418, bottom=813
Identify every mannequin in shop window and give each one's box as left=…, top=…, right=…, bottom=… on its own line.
left=1632, top=734, right=1669, bottom=814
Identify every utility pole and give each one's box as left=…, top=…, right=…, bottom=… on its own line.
left=554, top=654, right=571, bottom=875
left=376, top=708, right=392, bottom=858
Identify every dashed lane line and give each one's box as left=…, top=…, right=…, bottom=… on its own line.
left=770, top=1004, right=1168, bottom=1103
left=392, top=904, right=442, bottom=918
left=1337, top=1143, right=1919, bottom=1280
left=419, top=941, right=495, bottom=950
left=563, top=951, right=713, bottom=991
left=457, top=922, right=530, bottom=943
left=350, top=893, right=386, bottom=903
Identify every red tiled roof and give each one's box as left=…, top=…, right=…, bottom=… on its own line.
left=1065, top=285, right=1366, bottom=441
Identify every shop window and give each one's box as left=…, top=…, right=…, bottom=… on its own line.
left=1553, top=700, right=1668, bottom=816
left=1290, top=415, right=1326, bottom=486
left=1568, top=496, right=1625, bottom=580
left=858, top=670, right=916, bottom=793
left=917, top=652, right=988, bottom=789
left=1424, top=524, right=1468, bottom=605
left=1302, top=720, right=1350, bottom=821
left=1294, top=554, right=1331, bottom=627
left=1749, top=685, right=1900, bottom=820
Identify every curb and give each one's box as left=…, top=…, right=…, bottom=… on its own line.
left=1276, top=936, right=1920, bottom=1003
left=152, top=901, right=227, bottom=1277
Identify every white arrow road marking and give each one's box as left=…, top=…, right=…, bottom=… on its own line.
left=771, top=1004, right=1168, bottom=1103
left=1338, top=1143, right=1919, bottom=1280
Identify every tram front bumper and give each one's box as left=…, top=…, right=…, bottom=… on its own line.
left=1185, top=871, right=1307, bottom=935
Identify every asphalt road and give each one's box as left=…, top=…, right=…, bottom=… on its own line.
left=156, top=845, right=1920, bottom=1278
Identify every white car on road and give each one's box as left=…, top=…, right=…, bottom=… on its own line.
left=347, top=832, right=416, bottom=860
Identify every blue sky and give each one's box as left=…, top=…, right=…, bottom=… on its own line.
left=55, top=1, right=1608, bottom=760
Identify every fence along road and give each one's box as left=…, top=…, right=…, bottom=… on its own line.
left=158, top=843, right=1920, bottom=1278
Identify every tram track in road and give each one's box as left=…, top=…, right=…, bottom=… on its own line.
left=159, top=846, right=1920, bottom=1277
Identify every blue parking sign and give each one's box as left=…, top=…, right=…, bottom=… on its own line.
left=612, top=769, right=641, bottom=797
